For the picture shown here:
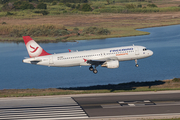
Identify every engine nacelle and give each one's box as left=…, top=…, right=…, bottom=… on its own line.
left=101, top=60, right=119, bottom=69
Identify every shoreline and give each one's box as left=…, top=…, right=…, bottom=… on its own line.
left=0, top=23, right=176, bottom=43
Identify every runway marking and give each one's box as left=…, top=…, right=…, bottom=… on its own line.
left=0, top=105, right=88, bottom=120
left=144, top=100, right=151, bottom=103
left=128, top=104, right=135, bottom=106
left=118, top=100, right=155, bottom=107
left=119, top=101, right=125, bottom=103
left=102, top=100, right=155, bottom=108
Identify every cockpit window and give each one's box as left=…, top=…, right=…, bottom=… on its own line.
left=143, top=48, right=147, bottom=51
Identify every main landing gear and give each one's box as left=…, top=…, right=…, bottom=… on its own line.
left=135, top=59, right=139, bottom=67
left=89, top=65, right=98, bottom=74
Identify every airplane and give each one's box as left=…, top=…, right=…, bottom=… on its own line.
left=22, top=36, right=153, bottom=74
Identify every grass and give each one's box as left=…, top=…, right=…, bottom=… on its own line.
left=1, top=78, right=180, bottom=98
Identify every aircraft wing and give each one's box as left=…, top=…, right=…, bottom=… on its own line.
left=86, top=57, right=118, bottom=65
left=86, top=59, right=105, bottom=65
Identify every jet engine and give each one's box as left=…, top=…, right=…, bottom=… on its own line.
left=101, top=60, right=119, bottom=68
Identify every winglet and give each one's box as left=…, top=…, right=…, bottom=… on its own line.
left=23, top=36, right=51, bottom=58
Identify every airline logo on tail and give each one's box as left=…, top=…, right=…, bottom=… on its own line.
left=23, top=36, right=51, bottom=58
left=26, top=40, right=43, bottom=57
left=30, top=45, right=39, bottom=53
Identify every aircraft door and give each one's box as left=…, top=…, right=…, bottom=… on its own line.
left=135, top=47, right=139, bottom=55
left=49, top=56, right=54, bottom=65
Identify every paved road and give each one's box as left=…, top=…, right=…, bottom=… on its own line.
left=0, top=91, right=180, bottom=120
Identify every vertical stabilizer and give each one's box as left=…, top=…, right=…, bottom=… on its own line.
left=23, top=36, right=51, bottom=58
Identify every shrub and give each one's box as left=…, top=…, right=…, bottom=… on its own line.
left=71, top=4, right=76, bottom=9
left=72, top=27, right=79, bottom=33
left=38, top=0, right=53, bottom=2
left=65, top=3, right=71, bottom=7
left=172, top=78, right=180, bottom=82
left=96, top=27, right=111, bottom=35
left=59, top=3, right=64, bottom=6
left=13, top=1, right=22, bottom=9
left=34, top=10, right=49, bottom=15
left=52, top=1, right=57, bottom=5
left=21, top=3, right=34, bottom=10
left=106, top=0, right=110, bottom=5
left=147, top=3, right=157, bottom=8
left=0, top=0, right=9, bottom=4
left=61, top=30, right=70, bottom=35
left=73, top=27, right=79, bottom=31
left=82, top=27, right=110, bottom=35
left=13, top=1, right=34, bottom=10
left=59, top=0, right=88, bottom=3
left=6, top=11, right=14, bottom=16
left=37, top=3, right=47, bottom=9
left=2, top=22, right=6, bottom=25
left=76, top=4, right=80, bottom=9
left=2, top=2, right=14, bottom=11
left=137, top=4, right=142, bottom=8
left=41, top=10, right=49, bottom=15
left=125, top=4, right=136, bottom=9
left=63, top=10, right=67, bottom=13
left=79, top=3, right=92, bottom=11
left=7, top=25, right=69, bottom=37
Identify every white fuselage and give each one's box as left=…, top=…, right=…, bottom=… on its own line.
left=23, top=45, right=153, bottom=67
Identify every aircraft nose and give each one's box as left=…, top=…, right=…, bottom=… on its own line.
left=149, top=50, right=153, bottom=56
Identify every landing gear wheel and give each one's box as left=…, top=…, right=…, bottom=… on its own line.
left=135, top=64, right=139, bottom=67
left=89, top=66, right=94, bottom=71
left=93, top=69, right=98, bottom=74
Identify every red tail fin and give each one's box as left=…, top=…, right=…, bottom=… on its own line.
left=23, top=36, right=51, bottom=58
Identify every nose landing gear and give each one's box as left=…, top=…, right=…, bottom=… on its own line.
left=135, top=59, right=139, bottom=67
left=135, top=64, right=139, bottom=67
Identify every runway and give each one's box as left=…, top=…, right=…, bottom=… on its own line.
left=0, top=91, right=180, bottom=120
